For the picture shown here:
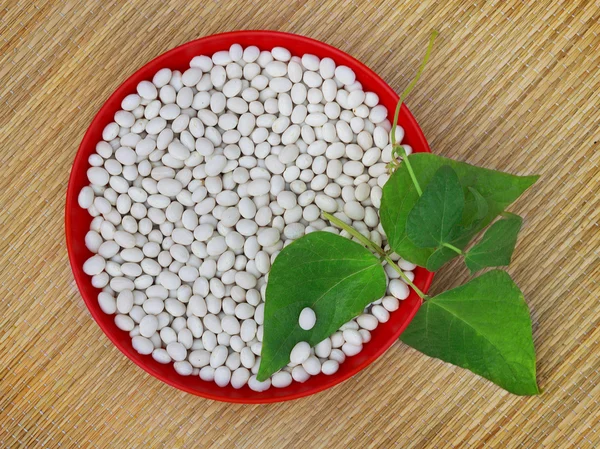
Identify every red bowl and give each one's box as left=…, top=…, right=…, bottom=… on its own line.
left=65, top=30, right=434, bottom=403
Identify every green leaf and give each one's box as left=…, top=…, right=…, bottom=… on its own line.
left=465, top=213, right=523, bottom=274
left=406, top=165, right=464, bottom=248
left=380, top=153, right=539, bottom=267
left=424, top=187, right=491, bottom=272
left=400, top=270, right=539, bottom=395
left=466, top=187, right=489, bottom=222
left=426, top=246, right=458, bottom=271
left=258, top=232, right=386, bottom=381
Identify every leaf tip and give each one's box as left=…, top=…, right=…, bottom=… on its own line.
left=512, top=381, right=541, bottom=396
left=525, top=174, right=541, bottom=189
left=255, top=370, right=268, bottom=383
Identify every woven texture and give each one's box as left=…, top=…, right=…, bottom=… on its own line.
left=2, top=0, right=599, bottom=447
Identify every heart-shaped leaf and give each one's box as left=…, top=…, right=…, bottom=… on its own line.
left=400, top=270, right=539, bottom=395
left=406, top=165, right=464, bottom=248
left=465, top=213, right=523, bottom=274
left=258, top=232, right=386, bottom=381
left=380, top=153, right=539, bottom=267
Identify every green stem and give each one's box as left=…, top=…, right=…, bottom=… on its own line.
left=323, top=212, right=429, bottom=300
left=390, top=104, right=403, bottom=150
left=397, top=30, right=439, bottom=108
left=396, top=145, right=422, bottom=196
left=389, top=30, right=438, bottom=196
left=442, top=242, right=463, bottom=255
left=383, top=254, right=429, bottom=300
left=323, top=212, right=385, bottom=257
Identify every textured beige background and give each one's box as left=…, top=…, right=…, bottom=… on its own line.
left=1, top=0, right=600, bottom=447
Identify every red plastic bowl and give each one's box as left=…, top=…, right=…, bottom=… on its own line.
left=65, top=30, right=433, bottom=403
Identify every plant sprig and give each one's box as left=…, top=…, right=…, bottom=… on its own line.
left=258, top=32, right=541, bottom=395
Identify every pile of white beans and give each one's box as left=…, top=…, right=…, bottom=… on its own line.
left=79, top=44, right=416, bottom=392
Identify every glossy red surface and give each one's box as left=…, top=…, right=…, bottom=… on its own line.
left=65, top=30, right=434, bottom=403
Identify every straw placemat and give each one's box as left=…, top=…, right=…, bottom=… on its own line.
left=1, top=0, right=599, bottom=447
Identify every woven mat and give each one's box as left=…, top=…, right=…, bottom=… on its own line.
left=1, top=0, right=599, bottom=447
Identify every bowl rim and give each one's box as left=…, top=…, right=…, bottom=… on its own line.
left=65, top=29, right=434, bottom=403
